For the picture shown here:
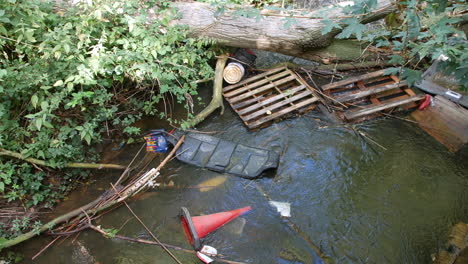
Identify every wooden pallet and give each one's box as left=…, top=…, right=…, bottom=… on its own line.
left=322, top=69, right=424, bottom=122
left=223, top=67, right=319, bottom=129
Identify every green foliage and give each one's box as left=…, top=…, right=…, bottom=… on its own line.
left=331, top=0, right=467, bottom=88
left=100, top=227, right=119, bottom=238
left=0, top=0, right=216, bottom=207
left=0, top=216, right=41, bottom=241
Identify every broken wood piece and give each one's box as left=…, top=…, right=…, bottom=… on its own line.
left=411, top=96, right=468, bottom=152
left=345, top=94, right=425, bottom=120
left=322, top=70, right=386, bottom=90
left=223, top=67, right=319, bottom=129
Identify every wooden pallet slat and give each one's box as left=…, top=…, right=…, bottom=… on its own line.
left=322, top=70, right=386, bottom=90
left=344, top=94, right=425, bottom=120
left=243, top=88, right=312, bottom=121
left=247, top=97, right=319, bottom=128
left=223, top=67, right=286, bottom=93
left=334, top=81, right=407, bottom=103
left=228, top=75, right=297, bottom=103
left=237, top=85, right=307, bottom=114
left=223, top=70, right=292, bottom=97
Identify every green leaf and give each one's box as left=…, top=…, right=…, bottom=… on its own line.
left=388, top=55, right=404, bottom=64
left=321, top=19, right=342, bottom=35
left=384, top=67, right=400, bottom=76
left=53, top=80, right=64, bottom=87
left=401, top=68, right=422, bottom=87
left=84, top=134, right=91, bottom=145
left=31, top=94, right=39, bottom=108
left=40, top=101, right=49, bottom=111
left=336, top=19, right=366, bottom=40
left=37, top=150, right=45, bottom=159
left=35, top=118, right=43, bottom=131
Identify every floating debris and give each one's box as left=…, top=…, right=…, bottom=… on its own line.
left=200, top=245, right=218, bottom=256
left=168, top=131, right=279, bottom=179
left=197, top=245, right=218, bottom=264
left=180, top=206, right=252, bottom=250
left=196, top=175, right=228, bottom=192
left=197, top=252, right=214, bottom=263
left=269, top=201, right=291, bottom=217
left=223, top=67, right=319, bottom=129
left=322, top=69, right=424, bottom=122
left=144, top=129, right=169, bottom=153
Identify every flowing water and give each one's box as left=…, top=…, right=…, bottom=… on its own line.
left=20, top=91, right=468, bottom=263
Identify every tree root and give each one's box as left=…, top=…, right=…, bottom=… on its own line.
left=0, top=148, right=125, bottom=170
left=184, top=54, right=228, bottom=128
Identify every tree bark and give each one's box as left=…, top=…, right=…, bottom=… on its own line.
left=169, top=0, right=396, bottom=61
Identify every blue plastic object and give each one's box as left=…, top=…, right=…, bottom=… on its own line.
left=144, top=129, right=168, bottom=153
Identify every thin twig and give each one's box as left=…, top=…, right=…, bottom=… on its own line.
left=110, top=183, right=183, bottom=264
left=115, top=143, right=146, bottom=185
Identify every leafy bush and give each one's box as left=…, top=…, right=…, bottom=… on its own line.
left=324, top=0, right=467, bottom=87
left=0, top=0, right=216, bottom=206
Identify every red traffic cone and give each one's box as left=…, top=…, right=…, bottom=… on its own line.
left=180, top=206, right=252, bottom=250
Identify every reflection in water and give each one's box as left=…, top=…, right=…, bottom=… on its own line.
left=22, top=105, right=468, bottom=264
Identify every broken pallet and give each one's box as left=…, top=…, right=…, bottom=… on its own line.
left=322, top=69, right=423, bottom=122
left=223, top=67, right=319, bottom=129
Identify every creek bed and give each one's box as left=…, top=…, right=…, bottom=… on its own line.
left=20, top=102, right=468, bottom=263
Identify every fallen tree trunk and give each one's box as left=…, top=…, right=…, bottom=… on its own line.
left=169, top=0, right=396, bottom=61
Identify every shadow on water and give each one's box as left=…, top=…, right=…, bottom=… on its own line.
left=20, top=94, right=468, bottom=263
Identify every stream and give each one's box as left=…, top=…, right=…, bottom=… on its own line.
left=19, top=91, right=468, bottom=263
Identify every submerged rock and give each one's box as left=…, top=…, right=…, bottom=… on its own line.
left=72, top=241, right=97, bottom=264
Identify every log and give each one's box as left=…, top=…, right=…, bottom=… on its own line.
left=0, top=148, right=125, bottom=170
left=168, top=0, right=396, bottom=61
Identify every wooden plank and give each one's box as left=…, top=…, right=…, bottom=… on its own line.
left=243, top=89, right=312, bottom=121
left=223, top=67, right=287, bottom=93
left=223, top=70, right=291, bottom=97
left=321, top=70, right=386, bottom=91
left=237, top=85, right=307, bottom=115
left=334, top=81, right=408, bottom=103
left=232, top=90, right=274, bottom=109
left=411, top=96, right=468, bottom=152
left=227, top=75, right=297, bottom=103
left=344, top=94, right=425, bottom=120
left=247, top=97, right=319, bottom=128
